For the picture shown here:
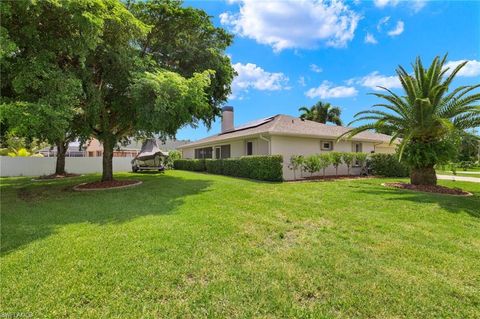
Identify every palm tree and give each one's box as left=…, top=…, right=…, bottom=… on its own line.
left=299, top=101, right=343, bottom=125
left=341, top=55, right=480, bottom=185
left=298, top=106, right=316, bottom=121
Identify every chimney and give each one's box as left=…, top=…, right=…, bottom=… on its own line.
left=221, top=106, right=234, bottom=133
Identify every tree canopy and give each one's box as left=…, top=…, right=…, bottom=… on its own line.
left=1, top=0, right=235, bottom=181
left=0, top=0, right=115, bottom=173
left=130, top=0, right=235, bottom=112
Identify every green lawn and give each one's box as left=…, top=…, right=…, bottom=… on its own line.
left=1, top=171, right=479, bottom=318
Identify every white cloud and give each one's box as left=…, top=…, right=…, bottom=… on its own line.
left=444, top=60, right=480, bottom=77
left=310, top=64, right=323, bottom=73
left=373, top=0, right=399, bottom=8
left=305, top=81, right=358, bottom=99
left=374, top=0, right=427, bottom=12
left=364, top=33, right=378, bottom=44
left=377, top=16, right=390, bottom=31
left=351, top=71, right=401, bottom=91
left=411, top=0, right=427, bottom=13
left=298, top=76, right=307, bottom=87
left=219, top=0, right=360, bottom=52
left=230, top=62, right=289, bottom=99
left=387, top=21, right=404, bottom=36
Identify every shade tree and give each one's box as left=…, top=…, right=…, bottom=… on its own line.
left=0, top=0, right=107, bottom=175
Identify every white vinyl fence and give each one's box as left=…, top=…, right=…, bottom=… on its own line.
left=0, top=156, right=133, bottom=177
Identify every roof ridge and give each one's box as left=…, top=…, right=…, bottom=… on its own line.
left=267, top=114, right=284, bottom=133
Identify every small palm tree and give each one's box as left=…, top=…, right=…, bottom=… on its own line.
left=341, top=55, right=480, bottom=185
left=299, top=101, right=343, bottom=125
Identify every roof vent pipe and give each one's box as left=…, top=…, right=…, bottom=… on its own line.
left=221, top=106, right=234, bottom=133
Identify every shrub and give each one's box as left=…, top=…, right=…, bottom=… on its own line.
left=355, top=153, right=368, bottom=168
left=174, top=155, right=283, bottom=182
left=302, top=155, right=321, bottom=176
left=205, top=159, right=224, bottom=174
left=459, top=160, right=474, bottom=171
left=288, top=155, right=304, bottom=180
left=329, top=152, right=343, bottom=176
left=165, top=150, right=182, bottom=168
left=222, top=158, right=243, bottom=177
left=239, top=156, right=283, bottom=181
left=318, top=153, right=331, bottom=177
left=368, top=153, right=409, bottom=177
left=173, top=159, right=206, bottom=171
left=341, top=153, right=355, bottom=175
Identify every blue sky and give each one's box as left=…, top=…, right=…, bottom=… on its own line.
left=176, top=0, right=480, bottom=141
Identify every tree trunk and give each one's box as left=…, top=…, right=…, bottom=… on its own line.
left=410, top=166, right=437, bottom=185
left=101, top=139, right=115, bottom=182
left=55, top=140, right=68, bottom=175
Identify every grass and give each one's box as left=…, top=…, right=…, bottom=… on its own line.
left=1, top=171, right=479, bottom=318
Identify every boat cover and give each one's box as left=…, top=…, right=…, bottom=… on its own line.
left=135, top=139, right=168, bottom=161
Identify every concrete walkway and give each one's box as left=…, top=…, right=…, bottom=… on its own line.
left=437, top=174, right=480, bottom=183
left=451, top=171, right=480, bottom=175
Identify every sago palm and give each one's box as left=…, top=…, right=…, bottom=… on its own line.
left=341, top=55, right=480, bottom=185
left=299, top=101, right=343, bottom=125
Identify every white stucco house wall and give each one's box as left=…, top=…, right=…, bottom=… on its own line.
left=178, top=107, right=396, bottom=180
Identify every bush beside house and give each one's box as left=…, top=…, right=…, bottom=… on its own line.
left=173, top=159, right=206, bottom=172
left=368, top=153, right=409, bottom=177
left=174, top=155, right=283, bottom=182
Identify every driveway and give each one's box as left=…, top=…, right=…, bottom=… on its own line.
left=437, top=174, right=480, bottom=183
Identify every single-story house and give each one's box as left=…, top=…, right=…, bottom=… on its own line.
left=177, top=106, right=397, bottom=180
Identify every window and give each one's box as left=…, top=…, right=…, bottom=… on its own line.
left=220, top=145, right=231, bottom=158
left=215, top=147, right=221, bottom=159
left=353, top=142, right=362, bottom=153
left=194, top=147, right=213, bottom=159
left=320, top=141, right=333, bottom=151
left=246, top=141, right=253, bottom=155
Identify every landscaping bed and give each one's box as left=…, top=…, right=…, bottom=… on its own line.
left=35, top=173, right=80, bottom=180
left=73, top=180, right=142, bottom=191
left=384, top=182, right=472, bottom=196
left=299, top=175, right=373, bottom=181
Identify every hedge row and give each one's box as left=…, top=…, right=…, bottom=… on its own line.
left=173, top=159, right=206, bottom=172
left=367, top=153, right=409, bottom=177
left=174, top=155, right=283, bottom=182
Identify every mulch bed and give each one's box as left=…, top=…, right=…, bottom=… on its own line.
left=35, top=173, right=80, bottom=180
left=73, top=180, right=142, bottom=191
left=289, top=175, right=373, bottom=182
left=383, top=182, right=472, bottom=196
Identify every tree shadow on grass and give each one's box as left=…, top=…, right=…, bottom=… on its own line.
left=353, top=182, right=480, bottom=219
left=0, top=174, right=212, bottom=255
